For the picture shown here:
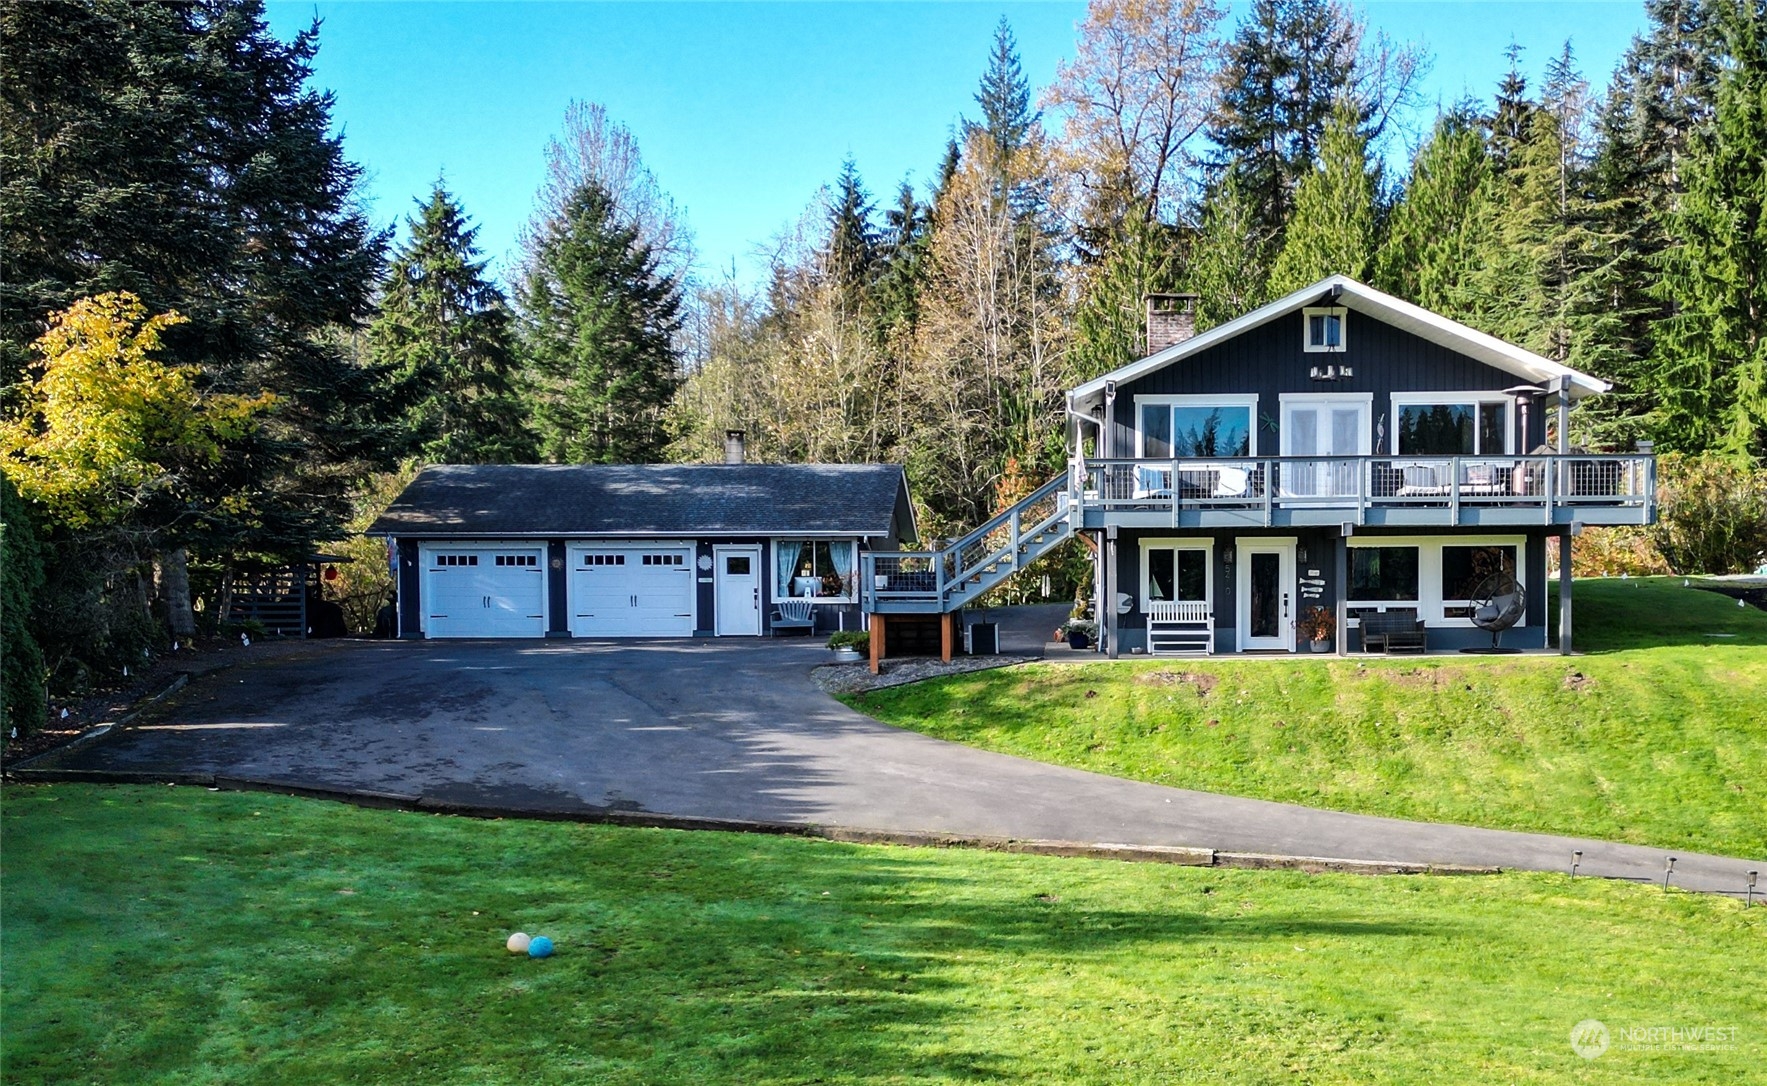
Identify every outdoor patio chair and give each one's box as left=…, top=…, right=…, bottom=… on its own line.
left=771, top=598, right=815, bottom=635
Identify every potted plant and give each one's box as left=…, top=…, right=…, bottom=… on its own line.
left=1299, top=605, right=1336, bottom=652
left=1060, top=619, right=1098, bottom=650
left=827, top=630, right=869, bottom=662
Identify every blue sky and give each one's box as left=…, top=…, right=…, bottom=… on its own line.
left=263, top=2, right=1647, bottom=287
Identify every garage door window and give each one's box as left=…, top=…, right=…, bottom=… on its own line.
left=436, top=554, right=478, bottom=566
left=583, top=554, right=625, bottom=566
left=494, top=554, right=538, bottom=567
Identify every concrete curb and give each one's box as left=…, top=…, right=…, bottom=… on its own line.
left=5, top=672, right=195, bottom=774
left=3, top=772, right=1501, bottom=877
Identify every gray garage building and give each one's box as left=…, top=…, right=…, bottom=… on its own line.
left=367, top=463, right=917, bottom=639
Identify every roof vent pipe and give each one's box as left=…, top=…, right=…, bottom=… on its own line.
left=724, top=430, right=746, bottom=465
left=1144, top=293, right=1199, bottom=355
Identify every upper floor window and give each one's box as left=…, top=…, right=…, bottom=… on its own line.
left=1392, top=393, right=1511, bottom=455
left=1136, top=395, right=1257, bottom=458
left=1304, top=307, right=1347, bottom=352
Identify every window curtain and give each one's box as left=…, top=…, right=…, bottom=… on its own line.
left=775, top=541, right=806, bottom=597
left=826, top=541, right=854, bottom=597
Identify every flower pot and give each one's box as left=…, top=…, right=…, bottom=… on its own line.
left=832, top=647, right=862, bottom=663
left=1308, top=639, right=1332, bottom=653
left=1066, top=631, right=1091, bottom=650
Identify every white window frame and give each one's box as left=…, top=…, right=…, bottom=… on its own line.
left=1303, top=307, right=1348, bottom=353
left=1138, top=537, right=1215, bottom=613
left=1345, top=535, right=1527, bottom=627
left=1276, top=392, right=1374, bottom=456
left=1389, top=392, right=1516, bottom=456
left=772, top=538, right=858, bottom=604
left=1132, top=394, right=1261, bottom=458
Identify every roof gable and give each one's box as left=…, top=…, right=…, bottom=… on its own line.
left=1069, top=276, right=1609, bottom=404
left=367, top=463, right=915, bottom=541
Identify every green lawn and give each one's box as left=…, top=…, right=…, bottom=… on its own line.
left=848, top=578, right=1767, bottom=858
left=2, top=785, right=1761, bottom=1084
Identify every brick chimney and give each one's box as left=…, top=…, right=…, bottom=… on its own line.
left=724, top=429, right=746, bottom=464
left=1144, top=293, right=1199, bottom=355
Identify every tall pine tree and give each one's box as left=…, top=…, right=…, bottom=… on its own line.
left=1650, top=0, right=1767, bottom=459
left=370, top=184, right=532, bottom=464
left=519, top=180, right=683, bottom=464
left=1375, top=106, right=1499, bottom=313
left=1267, top=100, right=1380, bottom=293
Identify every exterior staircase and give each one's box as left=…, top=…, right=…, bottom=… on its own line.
left=860, top=474, right=1075, bottom=615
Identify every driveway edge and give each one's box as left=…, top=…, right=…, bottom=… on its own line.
left=3, top=772, right=1500, bottom=877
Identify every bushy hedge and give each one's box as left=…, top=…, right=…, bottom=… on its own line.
left=2, top=475, right=47, bottom=738
left=1651, top=454, right=1767, bottom=575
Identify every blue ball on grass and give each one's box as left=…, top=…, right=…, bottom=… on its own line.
left=527, top=935, right=554, bottom=958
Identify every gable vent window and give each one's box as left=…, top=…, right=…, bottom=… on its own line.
left=1304, top=307, right=1347, bottom=352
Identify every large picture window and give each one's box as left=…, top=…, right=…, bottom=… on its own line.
left=1393, top=396, right=1510, bottom=455
left=1348, top=537, right=1526, bottom=625
left=1137, top=396, right=1256, bottom=459
left=774, top=540, right=855, bottom=602
left=1349, top=546, right=1419, bottom=601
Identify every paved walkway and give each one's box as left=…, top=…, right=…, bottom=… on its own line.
left=24, top=627, right=1760, bottom=899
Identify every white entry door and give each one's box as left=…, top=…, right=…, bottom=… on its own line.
left=422, top=547, right=546, bottom=638
left=713, top=545, right=762, bottom=636
left=568, top=545, right=696, bottom=638
left=1281, top=395, right=1370, bottom=500
left=1236, top=540, right=1296, bottom=651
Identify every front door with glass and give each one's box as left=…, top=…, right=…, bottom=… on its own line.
left=1236, top=541, right=1296, bottom=651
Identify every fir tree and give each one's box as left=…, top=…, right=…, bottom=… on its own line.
left=825, top=158, right=879, bottom=310
left=1068, top=215, right=1183, bottom=382
left=969, top=17, right=1041, bottom=161
left=519, top=181, right=683, bottom=464
left=0, top=0, right=389, bottom=557
left=1375, top=106, right=1498, bottom=313
left=1267, top=101, right=1380, bottom=294
left=370, top=184, right=532, bottom=464
left=1650, top=0, right=1767, bottom=459
left=1186, top=172, right=1274, bottom=329
left=1208, top=0, right=1362, bottom=239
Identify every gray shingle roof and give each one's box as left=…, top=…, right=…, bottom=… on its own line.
left=366, top=463, right=914, bottom=540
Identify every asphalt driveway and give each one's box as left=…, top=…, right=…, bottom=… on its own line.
left=30, top=632, right=1761, bottom=897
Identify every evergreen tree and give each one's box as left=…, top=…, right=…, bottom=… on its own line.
left=519, top=181, right=683, bottom=464
left=1586, top=0, right=1726, bottom=423
left=1375, top=107, right=1498, bottom=312
left=875, top=179, right=931, bottom=337
left=370, top=184, right=532, bottom=464
left=1267, top=101, right=1380, bottom=293
left=1208, top=0, right=1361, bottom=239
left=825, top=158, right=879, bottom=309
left=1, top=474, right=47, bottom=739
left=969, top=17, right=1041, bottom=161
left=0, top=0, right=390, bottom=558
left=1185, top=171, right=1274, bottom=329
left=1650, top=0, right=1767, bottom=459
left=1067, top=215, right=1183, bottom=382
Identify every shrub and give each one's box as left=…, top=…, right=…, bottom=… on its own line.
left=1651, top=453, right=1767, bottom=574
left=1, top=476, right=47, bottom=739
left=827, top=630, right=870, bottom=652
left=1560, top=527, right=1671, bottom=578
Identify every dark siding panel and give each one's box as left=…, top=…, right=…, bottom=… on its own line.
left=547, top=540, right=568, bottom=636
left=1109, top=309, right=1544, bottom=452
left=397, top=539, right=421, bottom=638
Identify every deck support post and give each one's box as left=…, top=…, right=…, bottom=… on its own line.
left=1105, top=525, right=1120, bottom=660
left=870, top=614, right=885, bottom=674
left=940, top=612, right=955, bottom=663
left=1559, top=526, right=1576, bottom=655
left=1336, top=524, right=1351, bottom=655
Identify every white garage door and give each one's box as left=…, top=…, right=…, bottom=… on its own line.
left=569, top=545, right=696, bottom=637
left=422, top=547, right=546, bottom=638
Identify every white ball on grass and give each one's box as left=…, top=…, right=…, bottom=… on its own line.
left=506, top=932, right=531, bottom=954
